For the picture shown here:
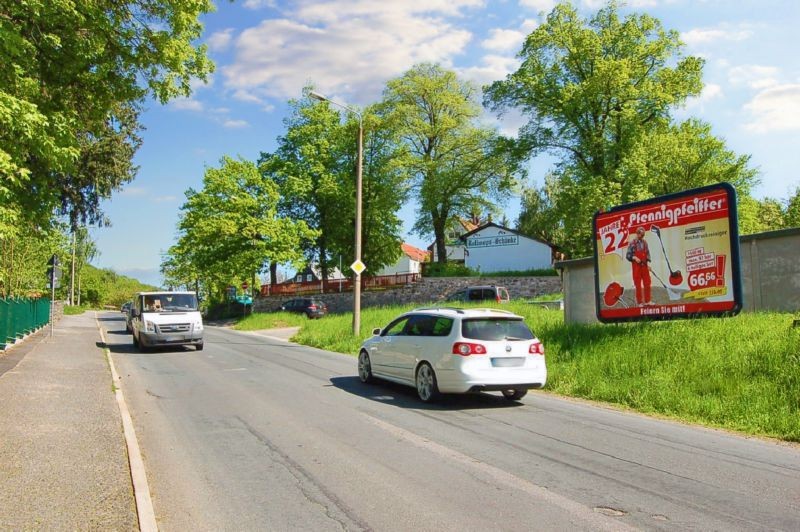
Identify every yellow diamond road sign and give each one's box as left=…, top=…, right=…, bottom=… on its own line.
left=350, top=260, right=366, bottom=275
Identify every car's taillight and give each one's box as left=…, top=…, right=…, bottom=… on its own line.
left=452, top=342, right=487, bottom=356
left=529, top=341, right=545, bottom=355
left=308, top=305, right=317, bottom=311
left=496, top=294, right=501, bottom=302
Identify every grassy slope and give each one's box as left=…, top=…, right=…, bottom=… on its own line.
left=236, top=302, right=800, bottom=441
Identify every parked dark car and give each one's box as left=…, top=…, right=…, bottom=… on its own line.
left=279, top=298, right=328, bottom=318
left=446, top=285, right=510, bottom=303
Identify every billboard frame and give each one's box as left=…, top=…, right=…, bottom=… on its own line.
left=592, top=182, right=743, bottom=323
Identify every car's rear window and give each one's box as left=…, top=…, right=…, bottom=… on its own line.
left=461, top=318, right=534, bottom=341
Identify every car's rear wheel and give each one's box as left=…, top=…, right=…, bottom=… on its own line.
left=502, top=389, right=528, bottom=401
left=416, top=363, right=440, bottom=403
left=358, top=350, right=374, bottom=383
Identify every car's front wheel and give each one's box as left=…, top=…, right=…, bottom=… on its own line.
left=415, top=363, right=440, bottom=403
left=358, top=351, right=374, bottom=383
left=502, top=389, right=528, bottom=401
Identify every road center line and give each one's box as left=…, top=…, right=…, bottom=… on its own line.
left=362, top=412, right=638, bottom=532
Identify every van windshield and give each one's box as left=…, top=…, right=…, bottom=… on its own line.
left=142, top=294, right=198, bottom=312
left=461, top=318, right=534, bottom=341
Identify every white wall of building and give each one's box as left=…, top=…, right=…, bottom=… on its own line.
left=377, top=255, right=420, bottom=276
left=464, top=225, right=551, bottom=272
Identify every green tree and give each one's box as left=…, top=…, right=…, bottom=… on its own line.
left=262, top=95, right=353, bottom=288
left=485, top=2, right=757, bottom=257
left=383, top=63, right=519, bottom=264
left=0, top=0, right=213, bottom=230
left=784, top=187, right=800, bottom=228
left=165, top=156, right=315, bottom=301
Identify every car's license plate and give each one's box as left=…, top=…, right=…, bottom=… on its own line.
left=491, top=357, right=524, bottom=367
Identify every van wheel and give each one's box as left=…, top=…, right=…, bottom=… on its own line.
left=196, top=342, right=204, bottom=351
left=502, top=389, right=528, bottom=401
left=416, top=363, right=440, bottom=403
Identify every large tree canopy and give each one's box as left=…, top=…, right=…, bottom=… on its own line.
left=384, top=63, right=519, bottom=263
left=164, top=157, right=316, bottom=299
left=0, top=0, right=214, bottom=231
left=485, top=1, right=757, bottom=256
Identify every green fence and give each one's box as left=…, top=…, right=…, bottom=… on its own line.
left=0, top=298, right=51, bottom=349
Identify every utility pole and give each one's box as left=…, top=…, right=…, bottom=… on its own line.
left=70, top=230, right=76, bottom=306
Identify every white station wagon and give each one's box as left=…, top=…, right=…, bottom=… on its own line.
left=358, top=307, right=547, bottom=402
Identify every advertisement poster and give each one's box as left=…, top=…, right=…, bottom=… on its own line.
left=593, top=183, right=742, bottom=323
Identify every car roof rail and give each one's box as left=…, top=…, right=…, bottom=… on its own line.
left=411, top=306, right=466, bottom=314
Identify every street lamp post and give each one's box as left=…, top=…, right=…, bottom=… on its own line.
left=309, top=91, right=363, bottom=335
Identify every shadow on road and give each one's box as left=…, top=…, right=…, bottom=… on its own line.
left=329, top=376, right=523, bottom=411
left=100, top=341, right=201, bottom=355
left=96, top=316, right=124, bottom=322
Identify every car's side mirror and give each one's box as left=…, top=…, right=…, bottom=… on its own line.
left=132, top=308, right=140, bottom=318
left=372, top=328, right=381, bottom=336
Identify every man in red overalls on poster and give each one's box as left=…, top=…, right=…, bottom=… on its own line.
left=626, top=226, right=653, bottom=306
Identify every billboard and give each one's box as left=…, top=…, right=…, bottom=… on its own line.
left=593, top=183, right=742, bottom=323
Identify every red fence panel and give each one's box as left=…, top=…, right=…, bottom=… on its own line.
left=260, top=273, right=420, bottom=297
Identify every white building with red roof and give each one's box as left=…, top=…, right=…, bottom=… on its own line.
left=377, top=243, right=430, bottom=276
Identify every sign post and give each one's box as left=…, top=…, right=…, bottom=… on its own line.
left=47, top=255, right=60, bottom=337
left=241, top=281, right=249, bottom=317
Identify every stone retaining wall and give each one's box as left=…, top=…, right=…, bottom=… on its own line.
left=253, top=276, right=562, bottom=314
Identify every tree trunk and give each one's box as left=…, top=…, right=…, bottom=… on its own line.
left=318, top=236, right=329, bottom=292
left=270, top=262, right=278, bottom=285
left=432, top=212, right=448, bottom=265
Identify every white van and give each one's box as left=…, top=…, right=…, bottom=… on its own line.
left=130, top=291, right=204, bottom=351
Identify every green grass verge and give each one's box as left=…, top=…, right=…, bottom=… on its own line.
left=63, top=305, right=97, bottom=315
left=234, top=311, right=312, bottom=331
left=237, top=302, right=800, bottom=441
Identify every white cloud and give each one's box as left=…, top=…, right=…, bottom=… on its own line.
left=223, top=119, right=250, bottom=129
left=207, top=28, right=235, bottom=52
left=154, top=195, right=178, bottom=203
left=243, top=0, right=276, bottom=9
left=170, top=97, right=204, bottom=112
left=728, top=65, right=780, bottom=90
left=682, top=24, right=753, bottom=46
left=222, top=2, right=481, bottom=103
left=482, top=28, right=526, bottom=52
left=119, top=186, right=148, bottom=197
left=232, top=89, right=265, bottom=104
left=460, top=55, right=520, bottom=88
left=683, top=83, right=723, bottom=111
left=519, top=0, right=556, bottom=14
left=744, top=84, right=800, bottom=133
left=262, top=103, right=276, bottom=113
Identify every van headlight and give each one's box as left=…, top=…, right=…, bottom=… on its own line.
left=194, top=321, right=203, bottom=331
left=145, top=321, right=155, bottom=332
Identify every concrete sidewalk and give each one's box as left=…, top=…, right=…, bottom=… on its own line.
left=0, top=312, right=138, bottom=530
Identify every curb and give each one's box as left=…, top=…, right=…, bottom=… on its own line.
left=95, top=313, right=158, bottom=532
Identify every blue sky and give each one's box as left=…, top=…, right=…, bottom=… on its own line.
left=93, top=0, right=800, bottom=286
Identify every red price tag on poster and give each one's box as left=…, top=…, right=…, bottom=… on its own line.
left=688, top=268, right=717, bottom=290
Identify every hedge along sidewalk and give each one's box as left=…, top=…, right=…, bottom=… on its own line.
left=0, top=312, right=138, bottom=529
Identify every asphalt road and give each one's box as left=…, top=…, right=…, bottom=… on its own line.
left=101, top=312, right=800, bottom=531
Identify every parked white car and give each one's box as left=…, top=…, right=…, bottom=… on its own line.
left=358, top=307, right=546, bottom=402
left=130, top=291, right=203, bottom=351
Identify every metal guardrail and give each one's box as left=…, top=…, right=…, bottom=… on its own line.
left=0, top=298, right=51, bottom=349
